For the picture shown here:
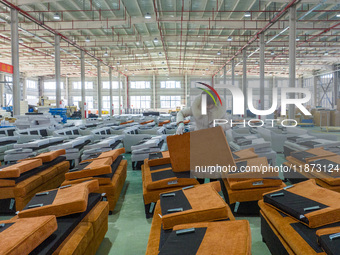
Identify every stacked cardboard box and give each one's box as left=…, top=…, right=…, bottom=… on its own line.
left=330, top=110, right=340, bottom=126
left=313, top=110, right=331, bottom=126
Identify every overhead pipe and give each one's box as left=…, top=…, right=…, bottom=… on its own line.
left=0, top=0, right=127, bottom=77
left=153, top=0, right=171, bottom=72
left=213, top=0, right=301, bottom=77
left=1, top=24, right=338, bottom=33
left=269, top=22, right=340, bottom=63
left=7, top=0, right=121, bottom=14
left=179, top=0, right=184, bottom=74
left=17, top=33, right=340, bottom=40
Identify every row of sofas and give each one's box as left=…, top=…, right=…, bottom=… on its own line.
left=0, top=149, right=70, bottom=213
left=0, top=146, right=129, bottom=254
left=0, top=180, right=109, bottom=255
left=283, top=147, right=340, bottom=191
left=260, top=179, right=340, bottom=255
left=62, top=148, right=127, bottom=213
left=143, top=127, right=255, bottom=254
left=146, top=182, right=252, bottom=254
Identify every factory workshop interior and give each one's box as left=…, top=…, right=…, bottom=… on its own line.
left=0, top=0, right=340, bottom=254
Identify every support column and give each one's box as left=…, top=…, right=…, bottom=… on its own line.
left=38, top=76, right=44, bottom=100
left=97, top=60, right=102, bottom=117
left=288, top=5, right=297, bottom=119
left=22, top=76, right=27, bottom=101
left=270, top=75, right=275, bottom=107
left=11, top=8, right=20, bottom=115
left=313, top=73, right=318, bottom=106
left=259, top=33, right=265, bottom=111
left=185, top=73, right=188, bottom=106
left=153, top=74, right=156, bottom=109
left=333, top=65, right=339, bottom=107
left=68, top=78, right=72, bottom=106
left=80, top=50, right=85, bottom=118
left=0, top=73, right=3, bottom=107
left=109, top=68, right=113, bottom=116
left=242, top=49, right=247, bottom=116
left=118, top=74, right=122, bottom=115
left=125, top=76, right=128, bottom=110
left=65, top=76, right=70, bottom=106
left=55, top=34, right=61, bottom=108
left=223, top=65, right=227, bottom=106
left=299, top=76, right=304, bottom=99
left=231, top=59, right=235, bottom=86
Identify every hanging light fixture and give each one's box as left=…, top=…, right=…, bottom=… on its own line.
left=271, top=51, right=275, bottom=55
left=53, top=13, right=60, bottom=20
left=145, top=13, right=151, bottom=19
left=85, top=37, right=90, bottom=42
left=153, top=38, right=158, bottom=43
left=210, top=60, right=214, bottom=65
left=103, top=51, right=108, bottom=57
left=217, top=51, right=221, bottom=55
left=227, top=36, right=232, bottom=41
left=244, top=12, right=251, bottom=17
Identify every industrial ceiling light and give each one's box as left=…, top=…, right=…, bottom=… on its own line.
left=117, top=61, right=120, bottom=65
left=255, top=61, right=259, bottom=65
left=85, top=37, right=90, bottom=42
left=244, top=12, right=251, bottom=17
left=271, top=51, right=275, bottom=55
left=337, top=14, right=340, bottom=17
left=296, top=38, right=300, bottom=41
left=153, top=38, right=158, bottom=43
left=158, top=52, right=162, bottom=56
left=206, top=67, right=209, bottom=71
left=162, top=61, right=165, bottom=64
left=103, top=51, right=108, bottom=57
left=125, top=68, right=128, bottom=71
left=324, top=51, right=329, bottom=56
left=217, top=51, right=221, bottom=55
left=227, top=36, right=232, bottom=41
left=53, top=13, right=60, bottom=20
left=19, top=39, right=23, bottom=44
left=210, top=60, right=214, bottom=65
left=203, top=73, right=205, bottom=75
left=145, top=13, right=151, bottom=19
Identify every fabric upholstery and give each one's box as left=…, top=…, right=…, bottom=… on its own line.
left=0, top=215, right=57, bottom=255
left=18, top=180, right=99, bottom=218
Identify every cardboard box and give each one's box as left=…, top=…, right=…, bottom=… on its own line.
left=314, top=110, right=330, bottom=126
left=331, top=110, right=340, bottom=126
